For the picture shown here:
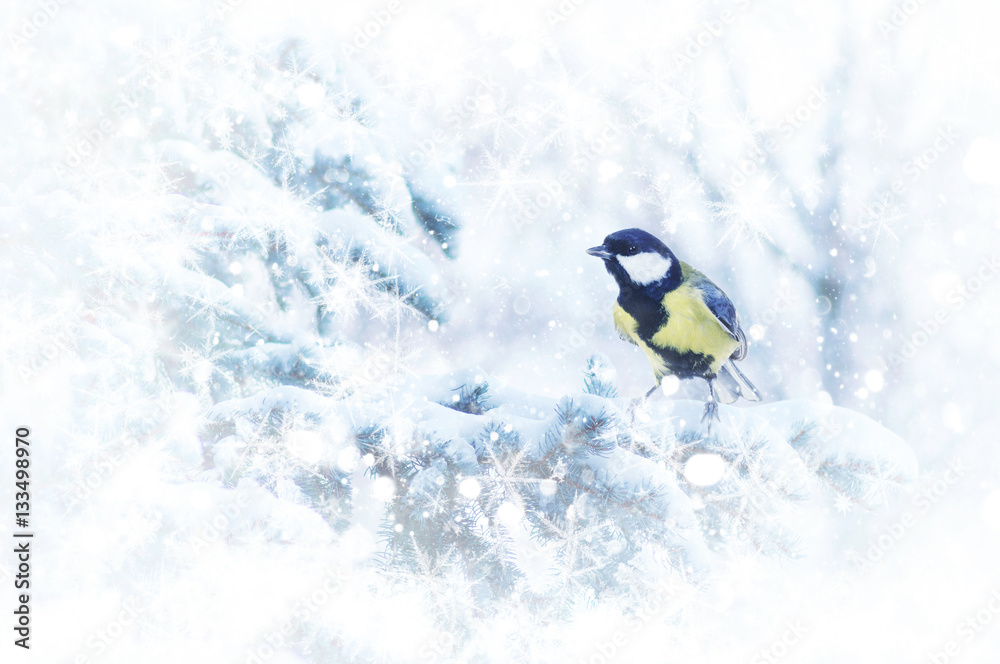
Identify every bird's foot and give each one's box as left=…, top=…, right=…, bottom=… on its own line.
left=626, top=385, right=659, bottom=427
left=627, top=397, right=647, bottom=427
left=701, top=399, right=719, bottom=435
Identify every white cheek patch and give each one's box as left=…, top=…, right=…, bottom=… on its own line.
left=618, top=252, right=672, bottom=285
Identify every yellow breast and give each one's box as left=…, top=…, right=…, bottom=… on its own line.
left=614, top=284, right=740, bottom=379
left=654, top=284, right=739, bottom=373
left=613, top=303, right=669, bottom=378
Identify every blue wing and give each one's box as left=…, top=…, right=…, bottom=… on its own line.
left=681, top=264, right=748, bottom=361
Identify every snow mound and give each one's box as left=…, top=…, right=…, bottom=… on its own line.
left=203, top=362, right=917, bottom=600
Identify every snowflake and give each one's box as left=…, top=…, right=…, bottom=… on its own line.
left=472, top=96, right=526, bottom=148
left=833, top=492, right=854, bottom=514
left=625, top=56, right=694, bottom=133
left=859, top=197, right=904, bottom=247
left=466, top=148, right=539, bottom=222
left=237, top=141, right=268, bottom=173
left=536, top=497, right=613, bottom=596
left=711, top=197, right=778, bottom=250
left=478, top=430, right=548, bottom=514
left=313, top=253, right=382, bottom=320
left=869, top=119, right=888, bottom=145
left=798, top=176, right=825, bottom=198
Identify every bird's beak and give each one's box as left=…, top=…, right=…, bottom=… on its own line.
left=586, top=245, right=612, bottom=260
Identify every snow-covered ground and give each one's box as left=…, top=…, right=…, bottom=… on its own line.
left=2, top=0, right=1000, bottom=661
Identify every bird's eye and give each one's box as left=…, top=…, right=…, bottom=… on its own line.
left=625, top=245, right=637, bottom=255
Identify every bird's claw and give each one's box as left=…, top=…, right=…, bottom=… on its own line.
left=701, top=400, right=719, bottom=435
left=626, top=396, right=647, bottom=427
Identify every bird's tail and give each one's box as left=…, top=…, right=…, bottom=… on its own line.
left=713, top=360, right=762, bottom=404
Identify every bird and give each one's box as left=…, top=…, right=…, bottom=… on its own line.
left=587, top=228, right=760, bottom=428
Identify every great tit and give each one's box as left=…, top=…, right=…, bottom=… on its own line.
left=587, top=228, right=761, bottom=425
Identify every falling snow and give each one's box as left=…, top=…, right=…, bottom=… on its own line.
left=2, top=0, right=1000, bottom=662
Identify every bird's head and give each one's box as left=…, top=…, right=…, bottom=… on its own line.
left=587, top=228, right=682, bottom=295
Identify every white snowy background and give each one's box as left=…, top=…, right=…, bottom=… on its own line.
left=1, top=0, right=999, bottom=662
